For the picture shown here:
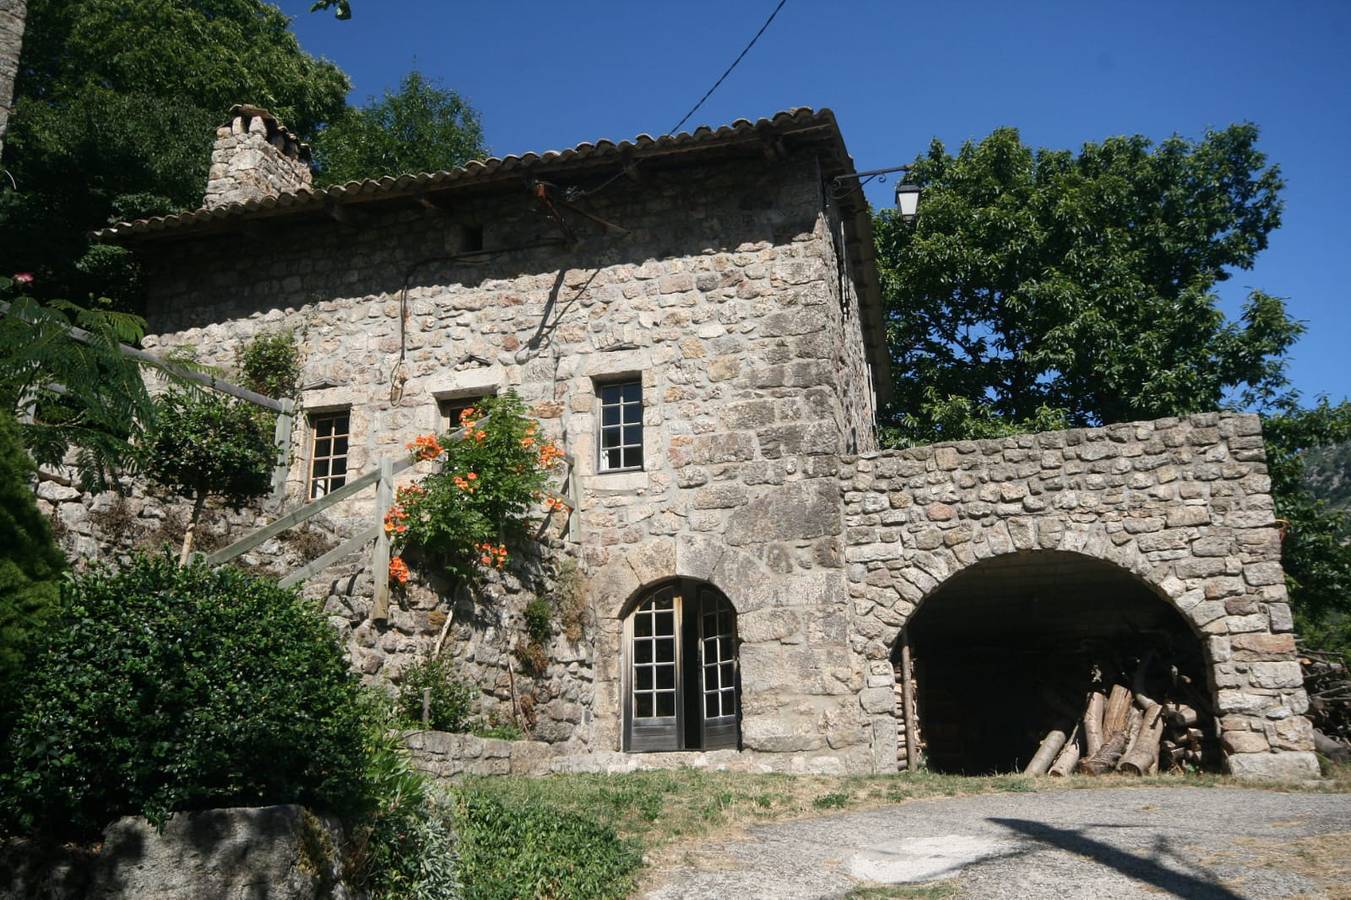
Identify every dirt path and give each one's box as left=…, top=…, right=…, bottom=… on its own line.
left=641, top=786, right=1351, bottom=899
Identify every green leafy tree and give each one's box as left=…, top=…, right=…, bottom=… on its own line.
left=0, top=0, right=350, bottom=308
left=145, top=387, right=272, bottom=563
left=1263, top=399, right=1351, bottom=661
left=874, top=124, right=1350, bottom=659
left=875, top=125, right=1299, bottom=445
left=312, top=70, right=487, bottom=186
left=0, top=409, right=64, bottom=730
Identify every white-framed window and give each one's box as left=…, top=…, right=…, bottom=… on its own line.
left=598, top=380, right=643, bottom=472
left=308, top=410, right=350, bottom=499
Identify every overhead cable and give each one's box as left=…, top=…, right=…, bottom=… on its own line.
left=668, top=0, right=789, bottom=135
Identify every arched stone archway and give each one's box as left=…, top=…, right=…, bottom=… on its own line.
left=896, top=550, right=1215, bottom=773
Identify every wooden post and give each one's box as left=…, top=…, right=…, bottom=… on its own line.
left=900, top=628, right=919, bottom=772
left=371, top=457, right=393, bottom=623
left=421, top=687, right=431, bottom=727
left=270, top=398, right=295, bottom=504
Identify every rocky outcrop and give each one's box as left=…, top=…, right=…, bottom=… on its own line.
left=0, top=805, right=349, bottom=899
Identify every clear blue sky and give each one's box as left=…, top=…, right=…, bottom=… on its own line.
left=282, top=0, right=1350, bottom=405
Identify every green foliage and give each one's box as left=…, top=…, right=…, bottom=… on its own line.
left=310, top=0, right=353, bottom=18
left=239, top=330, right=302, bottom=400
left=0, top=555, right=370, bottom=838
left=396, top=652, right=476, bottom=733
left=472, top=719, right=524, bottom=741
left=391, top=392, right=563, bottom=585
left=523, top=597, right=553, bottom=645
left=1, top=0, right=350, bottom=307
left=345, top=718, right=460, bottom=900
left=1262, top=399, right=1351, bottom=659
left=452, top=787, right=642, bottom=900
left=0, top=289, right=155, bottom=490
left=146, top=387, right=272, bottom=508
left=875, top=124, right=1301, bottom=445
left=313, top=70, right=486, bottom=186
left=0, top=412, right=65, bottom=729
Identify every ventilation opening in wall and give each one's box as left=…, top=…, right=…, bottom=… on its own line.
left=896, top=550, right=1218, bottom=776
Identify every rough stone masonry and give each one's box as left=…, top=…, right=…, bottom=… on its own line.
left=63, top=107, right=1315, bottom=780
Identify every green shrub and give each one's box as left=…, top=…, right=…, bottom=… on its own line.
left=239, top=331, right=302, bottom=400
left=0, top=412, right=65, bottom=731
left=453, top=788, right=642, bottom=900
left=397, top=653, right=476, bottom=733
left=346, top=720, right=460, bottom=899
left=523, top=597, right=552, bottom=644
left=0, top=555, right=369, bottom=838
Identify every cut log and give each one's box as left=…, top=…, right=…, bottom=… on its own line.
left=1049, top=735, right=1082, bottom=777
left=1119, top=704, right=1164, bottom=775
left=1132, top=651, right=1159, bottom=709
left=1023, top=729, right=1068, bottom=775
left=1164, top=703, right=1198, bottom=730
left=1078, top=728, right=1129, bottom=775
left=1103, top=684, right=1132, bottom=738
left=1083, top=691, right=1106, bottom=756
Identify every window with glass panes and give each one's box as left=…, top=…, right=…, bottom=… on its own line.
left=700, top=593, right=737, bottom=721
left=630, top=590, right=677, bottom=719
left=598, top=380, right=642, bottom=472
left=308, top=411, right=350, bottom=499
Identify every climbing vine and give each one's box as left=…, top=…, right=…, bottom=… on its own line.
left=385, top=392, right=567, bottom=586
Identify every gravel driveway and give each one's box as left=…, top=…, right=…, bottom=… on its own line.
left=642, top=786, right=1351, bottom=899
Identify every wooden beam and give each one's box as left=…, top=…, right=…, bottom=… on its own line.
left=278, top=523, right=380, bottom=588
left=270, top=398, right=295, bottom=503
left=203, top=455, right=413, bottom=566
left=370, top=457, right=393, bottom=622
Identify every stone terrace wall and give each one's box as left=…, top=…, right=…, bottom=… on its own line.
left=840, top=412, right=1318, bottom=780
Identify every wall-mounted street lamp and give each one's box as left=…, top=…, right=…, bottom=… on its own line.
left=832, top=164, right=921, bottom=222
left=895, top=182, right=921, bottom=223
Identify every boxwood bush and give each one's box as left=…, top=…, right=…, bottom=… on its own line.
left=0, top=554, right=370, bottom=838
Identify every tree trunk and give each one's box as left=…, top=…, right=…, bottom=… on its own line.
left=1083, top=691, right=1106, bottom=756
left=1119, top=704, right=1165, bottom=775
left=0, top=0, right=26, bottom=157
left=1023, top=729, right=1067, bottom=776
left=179, top=492, right=206, bottom=566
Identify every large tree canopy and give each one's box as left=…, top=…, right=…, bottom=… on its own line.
left=311, top=70, right=486, bottom=186
left=875, top=125, right=1300, bottom=445
left=0, top=0, right=350, bottom=308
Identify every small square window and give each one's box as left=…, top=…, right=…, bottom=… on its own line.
left=598, top=380, right=643, bottom=472
left=309, top=411, right=350, bottom=500
left=438, top=395, right=488, bottom=433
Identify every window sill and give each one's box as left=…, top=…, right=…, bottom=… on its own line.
left=587, top=470, right=650, bottom=493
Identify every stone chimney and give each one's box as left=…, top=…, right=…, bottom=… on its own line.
left=204, top=104, right=312, bottom=209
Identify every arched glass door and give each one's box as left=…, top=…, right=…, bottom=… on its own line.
left=623, top=580, right=740, bottom=752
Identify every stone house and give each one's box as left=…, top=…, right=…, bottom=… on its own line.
left=78, top=105, right=1316, bottom=780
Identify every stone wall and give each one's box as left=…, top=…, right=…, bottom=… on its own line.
left=840, top=412, right=1319, bottom=780
left=121, top=146, right=880, bottom=753
left=0, top=0, right=24, bottom=158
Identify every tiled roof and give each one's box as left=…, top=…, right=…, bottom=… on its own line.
left=96, top=107, right=848, bottom=241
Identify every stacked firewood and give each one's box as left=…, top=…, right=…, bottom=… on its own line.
left=1300, top=644, right=1351, bottom=747
left=1023, top=657, right=1209, bottom=777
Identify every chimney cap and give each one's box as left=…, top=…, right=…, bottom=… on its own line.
left=226, top=103, right=311, bottom=162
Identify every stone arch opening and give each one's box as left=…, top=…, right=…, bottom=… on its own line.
left=896, top=550, right=1217, bottom=775
left=621, top=578, right=741, bottom=753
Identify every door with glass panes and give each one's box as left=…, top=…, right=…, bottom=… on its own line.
left=623, top=580, right=740, bottom=752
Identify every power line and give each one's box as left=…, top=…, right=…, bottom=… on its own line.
left=669, top=0, right=789, bottom=135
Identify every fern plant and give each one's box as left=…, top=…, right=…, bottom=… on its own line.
left=0, top=284, right=155, bottom=491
